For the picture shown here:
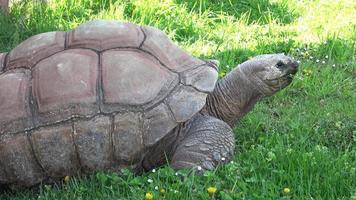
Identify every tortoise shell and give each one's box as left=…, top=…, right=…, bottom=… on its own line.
left=0, top=20, right=218, bottom=187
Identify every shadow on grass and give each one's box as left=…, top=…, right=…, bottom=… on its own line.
left=174, top=0, right=300, bottom=25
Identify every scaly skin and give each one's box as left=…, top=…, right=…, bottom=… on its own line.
left=203, top=67, right=263, bottom=127
left=142, top=113, right=234, bottom=171
left=145, top=54, right=298, bottom=170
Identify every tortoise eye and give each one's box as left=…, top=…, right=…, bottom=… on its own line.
left=276, top=61, right=284, bottom=68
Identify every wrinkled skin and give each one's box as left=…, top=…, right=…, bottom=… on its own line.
left=144, top=54, right=298, bottom=171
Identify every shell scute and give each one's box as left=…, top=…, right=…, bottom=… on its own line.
left=181, top=65, right=218, bottom=92
left=101, top=49, right=178, bottom=112
left=73, top=115, right=113, bottom=172
left=113, top=112, right=144, bottom=164
left=143, top=103, right=177, bottom=146
left=0, top=70, right=32, bottom=134
left=0, top=134, right=44, bottom=188
left=166, top=85, right=208, bottom=122
left=32, top=49, right=99, bottom=126
left=30, top=123, right=78, bottom=178
left=68, top=20, right=144, bottom=51
left=6, top=32, right=65, bottom=69
left=141, top=26, right=204, bottom=72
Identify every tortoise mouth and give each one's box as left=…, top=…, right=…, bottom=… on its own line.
left=283, top=73, right=295, bottom=82
left=274, top=63, right=298, bottom=84
left=266, top=72, right=295, bottom=91
left=285, top=60, right=299, bottom=76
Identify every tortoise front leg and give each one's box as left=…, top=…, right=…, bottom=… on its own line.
left=171, top=114, right=235, bottom=170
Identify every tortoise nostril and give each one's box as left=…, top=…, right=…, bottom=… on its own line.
left=291, top=60, right=299, bottom=69
left=285, top=60, right=299, bottom=75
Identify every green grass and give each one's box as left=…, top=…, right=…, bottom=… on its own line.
left=0, top=0, right=355, bottom=199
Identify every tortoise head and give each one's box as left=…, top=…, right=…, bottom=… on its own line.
left=238, top=53, right=298, bottom=96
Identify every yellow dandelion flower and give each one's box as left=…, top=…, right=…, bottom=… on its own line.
left=207, top=186, right=217, bottom=195
left=302, top=69, right=312, bottom=76
left=283, top=187, right=290, bottom=194
left=64, top=175, right=70, bottom=183
left=159, top=188, right=166, bottom=195
left=145, top=192, right=153, bottom=200
left=219, top=71, right=226, bottom=78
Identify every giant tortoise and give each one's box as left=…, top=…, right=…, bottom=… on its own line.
left=0, top=20, right=298, bottom=189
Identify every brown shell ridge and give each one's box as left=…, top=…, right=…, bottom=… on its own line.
left=0, top=160, right=7, bottom=183
left=26, top=131, right=47, bottom=177
left=70, top=121, right=83, bottom=173
left=63, top=45, right=179, bottom=78
left=66, top=43, right=146, bottom=53
left=139, top=26, right=147, bottom=49
left=4, top=48, right=66, bottom=72
left=28, top=69, right=38, bottom=128
left=138, top=48, right=177, bottom=73
left=4, top=47, right=134, bottom=73
left=178, top=62, right=218, bottom=94
left=181, top=83, right=210, bottom=95
left=109, top=115, right=116, bottom=166
left=143, top=79, right=180, bottom=113
left=71, top=45, right=182, bottom=78
left=96, top=51, right=104, bottom=113
left=5, top=32, right=66, bottom=71
left=3, top=44, right=194, bottom=80
left=163, top=99, right=179, bottom=123
left=178, top=63, right=209, bottom=91
left=0, top=52, right=8, bottom=74
left=1, top=110, right=137, bottom=138
left=64, top=31, right=69, bottom=49
left=137, top=29, right=209, bottom=79
left=138, top=28, right=179, bottom=74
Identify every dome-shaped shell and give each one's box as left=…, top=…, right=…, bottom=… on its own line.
left=0, top=20, right=218, bottom=188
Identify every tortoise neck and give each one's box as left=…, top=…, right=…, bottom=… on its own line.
left=203, top=65, right=263, bottom=127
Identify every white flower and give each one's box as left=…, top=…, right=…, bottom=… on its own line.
left=230, top=161, right=234, bottom=164
left=154, top=186, right=159, bottom=190
left=197, top=166, right=202, bottom=171
left=332, top=64, right=336, bottom=67
left=152, top=169, right=156, bottom=173
left=322, top=61, right=325, bottom=64
left=309, top=56, right=313, bottom=59
left=316, top=59, right=320, bottom=63
left=221, top=157, right=226, bottom=161
left=325, top=55, right=328, bottom=59
left=147, top=179, right=153, bottom=183
left=297, top=60, right=301, bottom=64
left=175, top=172, right=179, bottom=176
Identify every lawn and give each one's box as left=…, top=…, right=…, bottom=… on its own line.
left=0, top=0, right=355, bottom=199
